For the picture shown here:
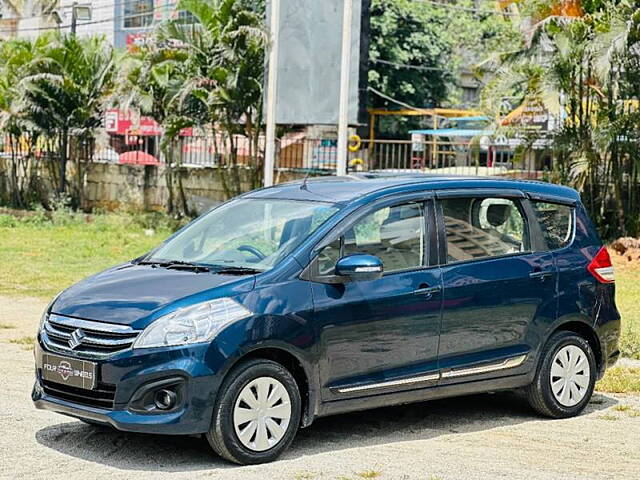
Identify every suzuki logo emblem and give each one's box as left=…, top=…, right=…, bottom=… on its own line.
left=68, top=329, right=86, bottom=350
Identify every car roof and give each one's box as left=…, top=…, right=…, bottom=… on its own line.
left=245, top=173, right=580, bottom=204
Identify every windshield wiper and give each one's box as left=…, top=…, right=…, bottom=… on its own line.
left=138, top=260, right=211, bottom=273
left=211, top=266, right=263, bottom=275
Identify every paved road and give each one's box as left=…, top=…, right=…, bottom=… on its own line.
left=1, top=296, right=639, bottom=480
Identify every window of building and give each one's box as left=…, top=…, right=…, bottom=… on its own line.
left=442, top=197, right=529, bottom=263
left=124, top=0, right=154, bottom=29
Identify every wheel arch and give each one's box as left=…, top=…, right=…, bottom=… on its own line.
left=220, top=343, right=318, bottom=428
left=548, top=320, right=603, bottom=375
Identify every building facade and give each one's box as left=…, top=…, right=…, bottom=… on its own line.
left=4, top=0, right=184, bottom=48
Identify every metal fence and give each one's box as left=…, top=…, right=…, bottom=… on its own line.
left=2, top=133, right=548, bottom=181
left=274, top=137, right=547, bottom=180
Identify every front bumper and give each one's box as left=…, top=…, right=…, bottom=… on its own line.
left=32, top=339, right=225, bottom=435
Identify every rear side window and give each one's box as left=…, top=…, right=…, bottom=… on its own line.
left=531, top=202, right=574, bottom=250
left=441, top=197, right=530, bottom=263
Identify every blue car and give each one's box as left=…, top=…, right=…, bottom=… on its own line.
left=33, top=174, right=621, bottom=464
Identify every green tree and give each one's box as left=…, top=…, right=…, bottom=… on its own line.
left=0, top=36, right=50, bottom=207
left=482, top=0, right=640, bottom=238
left=160, top=0, right=267, bottom=197
left=118, top=39, right=192, bottom=215
left=19, top=34, right=118, bottom=204
left=368, top=0, right=519, bottom=136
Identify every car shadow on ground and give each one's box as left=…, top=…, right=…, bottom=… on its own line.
left=35, top=392, right=617, bottom=472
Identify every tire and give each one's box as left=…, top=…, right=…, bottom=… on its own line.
left=206, top=359, right=302, bottom=465
left=526, top=331, right=597, bottom=419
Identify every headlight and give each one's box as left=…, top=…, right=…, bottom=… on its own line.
left=38, top=291, right=63, bottom=333
left=133, top=298, right=252, bottom=349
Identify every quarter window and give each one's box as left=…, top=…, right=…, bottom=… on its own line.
left=531, top=202, right=573, bottom=250
left=441, top=197, right=529, bottom=263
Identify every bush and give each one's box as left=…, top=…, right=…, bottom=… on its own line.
left=0, top=214, right=18, bottom=227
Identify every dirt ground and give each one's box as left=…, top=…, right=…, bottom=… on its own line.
left=1, top=296, right=639, bottom=480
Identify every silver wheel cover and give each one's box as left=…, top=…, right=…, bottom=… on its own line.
left=233, top=377, right=292, bottom=452
left=550, top=345, right=591, bottom=407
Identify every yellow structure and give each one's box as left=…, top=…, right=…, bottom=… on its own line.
left=367, top=108, right=484, bottom=143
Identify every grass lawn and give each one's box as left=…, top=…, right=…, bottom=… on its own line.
left=612, top=256, right=640, bottom=360
left=0, top=211, right=638, bottom=392
left=0, top=212, right=174, bottom=298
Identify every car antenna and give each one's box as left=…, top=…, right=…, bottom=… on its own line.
left=300, top=172, right=310, bottom=191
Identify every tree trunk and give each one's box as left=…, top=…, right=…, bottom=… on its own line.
left=59, top=129, right=69, bottom=194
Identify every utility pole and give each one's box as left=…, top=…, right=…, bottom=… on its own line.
left=263, top=0, right=281, bottom=188
left=336, top=0, right=354, bottom=177
left=70, top=2, right=78, bottom=36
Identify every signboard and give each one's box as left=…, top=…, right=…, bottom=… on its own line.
left=105, top=109, right=163, bottom=136
left=126, top=33, right=153, bottom=51
left=268, top=0, right=363, bottom=125
left=502, top=99, right=552, bottom=133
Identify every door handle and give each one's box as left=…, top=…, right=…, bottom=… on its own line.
left=413, top=285, right=442, bottom=297
left=529, top=271, right=553, bottom=281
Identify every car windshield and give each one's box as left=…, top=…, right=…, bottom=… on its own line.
left=146, top=198, right=339, bottom=272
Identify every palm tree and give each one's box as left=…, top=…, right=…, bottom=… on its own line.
left=19, top=34, right=118, bottom=204
left=480, top=1, right=640, bottom=238
left=159, top=0, right=267, bottom=196
left=0, top=35, right=50, bottom=207
left=117, top=41, right=192, bottom=215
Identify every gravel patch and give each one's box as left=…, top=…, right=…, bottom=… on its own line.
left=1, top=295, right=639, bottom=480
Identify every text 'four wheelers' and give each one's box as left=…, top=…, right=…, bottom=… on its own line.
left=33, top=174, right=620, bottom=464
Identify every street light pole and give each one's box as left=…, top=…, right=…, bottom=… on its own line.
left=70, top=2, right=78, bottom=36
left=336, top=0, right=353, bottom=177
left=263, top=0, right=281, bottom=188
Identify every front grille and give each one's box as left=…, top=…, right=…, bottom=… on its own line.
left=42, top=379, right=116, bottom=409
left=42, top=314, right=140, bottom=359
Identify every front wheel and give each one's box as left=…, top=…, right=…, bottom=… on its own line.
left=206, top=359, right=301, bottom=465
left=526, top=331, right=597, bottom=418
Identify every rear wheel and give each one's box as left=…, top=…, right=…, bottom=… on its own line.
left=526, top=331, right=596, bottom=418
left=206, top=359, right=301, bottom=465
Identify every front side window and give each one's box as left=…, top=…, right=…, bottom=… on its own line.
left=339, top=203, right=426, bottom=273
left=148, top=198, right=339, bottom=271
left=442, top=197, right=529, bottom=263
left=124, top=0, right=154, bottom=29
left=531, top=201, right=574, bottom=250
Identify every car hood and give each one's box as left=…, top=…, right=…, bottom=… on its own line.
left=51, top=263, right=255, bottom=328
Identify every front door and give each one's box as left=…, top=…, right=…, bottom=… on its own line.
left=435, top=194, right=557, bottom=383
left=309, top=199, right=443, bottom=401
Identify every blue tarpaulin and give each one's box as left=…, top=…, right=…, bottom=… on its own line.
left=408, top=128, right=494, bottom=137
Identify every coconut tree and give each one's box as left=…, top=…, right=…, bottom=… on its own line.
left=19, top=34, right=118, bottom=205
left=0, top=35, right=51, bottom=207
left=118, top=42, right=193, bottom=215
left=159, top=0, right=267, bottom=196
left=481, top=0, right=640, bottom=238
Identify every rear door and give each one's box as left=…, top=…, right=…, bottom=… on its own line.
left=435, top=190, right=557, bottom=383
left=307, top=196, right=443, bottom=401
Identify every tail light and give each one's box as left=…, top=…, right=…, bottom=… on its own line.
left=587, top=247, right=615, bottom=283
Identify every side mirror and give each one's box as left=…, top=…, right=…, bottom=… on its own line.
left=335, top=254, right=383, bottom=282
